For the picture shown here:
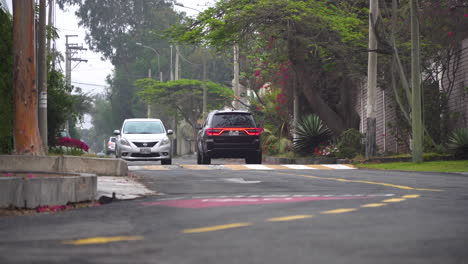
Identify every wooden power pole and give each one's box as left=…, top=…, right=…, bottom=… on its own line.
left=366, top=0, right=378, bottom=158
left=13, top=0, right=44, bottom=155
left=411, top=0, right=423, bottom=162
left=38, top=0, right=48, bottom=152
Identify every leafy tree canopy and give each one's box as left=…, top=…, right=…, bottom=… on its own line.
left=135, top=78, right=233, bottom=127
left=170, top=0, right=368, bottom=135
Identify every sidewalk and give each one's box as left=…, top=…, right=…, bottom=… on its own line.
left=97, top=176, right=156, bottom=200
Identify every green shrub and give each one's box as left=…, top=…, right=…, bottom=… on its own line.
left=293, top=114, right=331, bottom=154
left=448, top=128, right=468, bottom=159
left=0, top=8, right=13, bottom=154
left=336, top=128, right=364, bottom=159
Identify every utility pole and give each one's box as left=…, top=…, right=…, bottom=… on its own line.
left=411, top=0, right=423, bottom=162
left=233, top=44, right=240, bottom=109
left=38, top=0, right=48, bottom=152
left=13, top=0, right=44, bottom=155
left=366, top=0, right=378, bottom=158
left=202, top=50, right=207, bottom=116
left=175, top=45, right=180, bottom=80
left=170, top=45, right=174, bottom=81
left=147, top=68, right=152, bottom=118
left=65, top=35, right=87, bottom=131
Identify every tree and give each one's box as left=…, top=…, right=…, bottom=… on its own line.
left=377, top=0, right=468, bottom=154
left=135, top=78, right=233, bottom=129
left=0, top=5, right=13, bottom=154
left=170, top=0, right=368, bottom=136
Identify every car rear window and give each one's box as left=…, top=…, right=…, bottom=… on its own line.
left=110, top=137, right=116, bottom=142
left=212, top=113, right=256, bottom=128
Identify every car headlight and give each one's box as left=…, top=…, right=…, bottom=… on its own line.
left=160, top=137, right=170, bottom=145
left=120, top=138, right=131, bottom=146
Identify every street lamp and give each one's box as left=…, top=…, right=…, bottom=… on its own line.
left=136, top=42, right=163, bottom=82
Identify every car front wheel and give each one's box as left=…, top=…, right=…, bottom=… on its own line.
left=161, top=159, right=172, bottom=165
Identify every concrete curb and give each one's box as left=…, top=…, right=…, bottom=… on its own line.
left=0, top=155, right=128, bottom=176
left=0, top=173, right=96, bottom=209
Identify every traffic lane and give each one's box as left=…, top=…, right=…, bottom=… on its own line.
left=134, top=167, right=449, bottom=199
left=153, top=195, right=467, bottom=264
left=1, top=191, right=465, bottom=264
left=134, top=168, right=406, bottom=197
left=126, top=157, right=247, bottom=166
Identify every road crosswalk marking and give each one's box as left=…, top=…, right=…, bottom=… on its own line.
left=128, top=164, right=356, bottom=171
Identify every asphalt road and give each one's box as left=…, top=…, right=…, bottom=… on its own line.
left=1, top=157, right=468, bottom=264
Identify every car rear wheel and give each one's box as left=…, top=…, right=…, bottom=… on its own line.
left=161, top=159, right=172, bottom=165
left=201, top=151, right=211, bottom=165
left=197, top=151, right=202, bottom=164
left=245, top=152, right=262, bottom=164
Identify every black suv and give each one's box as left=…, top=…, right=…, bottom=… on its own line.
left=196, top=110, right=262, bottom=164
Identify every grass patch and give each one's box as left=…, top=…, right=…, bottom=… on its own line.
left=355, top=160, right=468, bottom=172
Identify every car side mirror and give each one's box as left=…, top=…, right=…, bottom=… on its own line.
left=167, top=129, right=173, bottom=135
left=113, top=130, right=121, bottom=135
left=195, top=124, right=202, bottom=129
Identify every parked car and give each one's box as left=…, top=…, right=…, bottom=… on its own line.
left=114, top=118, right=173, bottom=164
left=196, top=110, right=262, bottom=164
left=106, top=136, right=116, bottom=155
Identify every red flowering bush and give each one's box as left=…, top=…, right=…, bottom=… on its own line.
left=57, top=137, right=89, bottom=155
left=313, top=143, right=339, bottom=157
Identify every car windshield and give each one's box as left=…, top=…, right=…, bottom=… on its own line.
left=212, top=113, right=256, bottom=128
left=123, top=121, right=164, bottom=134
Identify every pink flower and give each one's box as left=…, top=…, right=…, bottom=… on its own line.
left=448, top=32, right=454, bottom=36
left=28, top=173, right=34, bottom=178
left=464, top=14, right=468, bottom=17
left=254, top=70, right=261, bottom=77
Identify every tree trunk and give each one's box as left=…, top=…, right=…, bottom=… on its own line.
left=13, top=0, right=44, bottom=155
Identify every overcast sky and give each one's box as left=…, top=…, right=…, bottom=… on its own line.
left=5, top=0, right=213, bottom=129
left=5, top=0, right=213, bottom=96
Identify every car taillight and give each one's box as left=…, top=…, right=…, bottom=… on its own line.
left=206, top=128, right=263, bottom=136
left=206, top=128, right=223, bottom=136
left=245, top=128, right=262, bottom=136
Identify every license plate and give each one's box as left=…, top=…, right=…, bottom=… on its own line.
left=140, top=148, right=151, bottom=154
left=228, top=130, right=239, bottom=136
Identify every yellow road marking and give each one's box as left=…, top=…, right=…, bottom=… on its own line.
left=180, top=164, right=211, bottom=170
left=142, top=165, right=169, bottom=170
left=183, top=222, right=252, bottom=233
left=305, top=165, right=333, bottom=170
left=277, top=173, right=442, bottom=192
left=265, top=165, right=291, bottom=170
left=361, top=203, right=387, bottom=208
left=267, top=215, right=314, bottom=222
left=382, top=198, right=406, bottom=203
left=402, top=194, right=420, bottom=198
left=223, top=165, right=248, bottom=170
left=63, top=236, right=144, bottom=245
left=321, top=208, right=357, bottom=214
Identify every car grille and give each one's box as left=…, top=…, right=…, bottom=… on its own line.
left=132, top=141, right=158, bottom=147
left=131, top=153, right=160, bottom=158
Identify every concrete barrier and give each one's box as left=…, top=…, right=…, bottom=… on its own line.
left=0, top=174, right=96, bottom=209
left=0, top=155, right=128, bottom=176
left=0, top=155, right=124, bottom=208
